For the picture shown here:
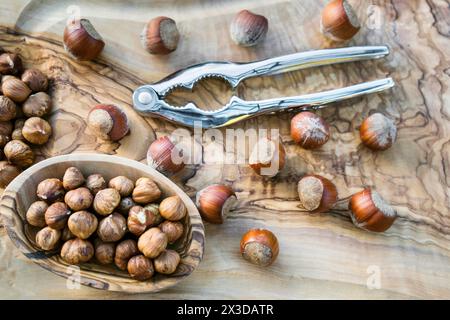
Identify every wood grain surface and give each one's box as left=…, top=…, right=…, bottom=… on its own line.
left=0, top=0, right=449, bottom=299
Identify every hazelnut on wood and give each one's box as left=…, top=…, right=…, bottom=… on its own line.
left=137, top=227, right=168, bottom=258
left=127, top=255, right=154, bottom=280
left=4, top=140, right=34, bottom=168
left=36, top=226, right=61, bottom=250
left=63, top=18, right=105, bottom=61
left=60, top=238, right=94, bottom=264
left=290, top=112, right=330, bottom=149
left=114, top=239, right=139, bottom=270
left=37, top=178, right=65, bottom=202
left=64, top=187, right=93, bottom=211
left=85, top=173, right=106, bottom=195
left=108, top=176, right=134, bottom=197
left=140, top=16, right=180, bottom=55
left=22, top=92, right=52, bottom=117
left=132, top=177, right=161, bottom=204
left=21, top=69, right=48, bottom=92
left=62, top=167, right=85, bottom=190
left=0, top=95, right=17, bottom=121
left=87, top=104, right=129, bottom=141
left=94, top=239, right=115, bottom=265
left=26, top=200, right=48, bottom=227
left=0, top=161, right=21, bottom=188
left=45, top=202, right=71, bottom=230
left=97, top=212, right=127, bottom=242
left=359, top=113, right=397, bottom=151
left=230, top=10, right=269, bottom=47
left=68, top=210, right=98, bottom=239
left=153, top=249, right=180, bottom=275
left=22, top=117, right=52, bottom=145
left=93, top=188, right=121, bottom=215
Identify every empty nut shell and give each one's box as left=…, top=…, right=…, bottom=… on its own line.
left=64, top=187, right=93, bottom=211
left=153, top=249, right=180, bottom=275
left=62, top=167, right=85, bottom=190
left=21, top=69, right=48, bottom=92
left=68, top=210, right=98, bottom=239
left=97, top=212, right=127, bottom=242
left=93, top=188, right=121, bottom=215
left=22, top=92, right=52, bottom=117
left=36, top=226, right=61, bottom=250
left=37, top=178, right=65, bottom=202
left=114, top=239, right=139, bottom=270
left=137, top=227, right=168, bottom=258
left=85, top=173, right=106, bottom=195
left=60, top=238, right=94, bottom=264
left=108, top=176, right=134, bottom=197
left=45, top=202, right=71, bottom=230
left=127, top=255, right=154, bottom=280
left=22, top=117, right=52, bottom=145
left=159, top=195, right=186, bottom=221
left=26, top=200, right=48, bottom=227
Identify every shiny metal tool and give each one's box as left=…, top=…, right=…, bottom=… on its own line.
left=132, top=46, right=394, bottom=128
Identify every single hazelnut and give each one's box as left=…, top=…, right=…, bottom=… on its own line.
left=87, top=104, right=129, bottom=141
left=132, top=178, right=161, bottom=204
left=62, top=166, right=85, bottom=190
left=63, top=18, right=105, bottom=61
left=196, top=184, right=236, bottom=224
left=144, top=203, right=163, bottom=226
left=21, top=69, right=48, bottom=92
left=230, top=10, right=268, bottom=47
left=97, top=212, right=127, bottom=242
left=64, top=187, right=93, bottom=211
left=60, top=238, right=94, bottom=264
left=127, top=255, right=154, bottom=280
left=68, top=210, right=98, bottom=239
left=159, top=220, right=183, bottom=244
left=240, top=229, right=279, bottom=267
left=37, top=178, right=65, bottom=202
left=153, top=249, right=180, bottom=275
left=93, top=188, right=121, bottom=215
left=159, top=195, right=186, bottom=221
left=4, top=140, right=34, bottom=168
left=127, top=205, right=157, bottom=236
left=45, top=202, right=71, bottom=230
left=349, top=188, right=397, bottom=232
left=321, top=0, right=360, bottom=41
left=22, top=117, right=52, bottom=145
left=141, top=16, right=180, bottom=55
left=290, top=111, right=330, bottom=149
left=147, top=136, right=185, bottom=175
left=0, top=161, right=21, bottom=188
left=26, top=200, right=48, bottom=227
left=2, top=77, right=31, bottom=103
left=11, top=128, right=23, bottom=141
left=0, top=135, right=10, bottom=148
left=0, top=53, right=23, bottom=75
left=0, top=95, right=17, bottom=121
left=94, top=239, right=115, bottom=265
left=61, top=225, right=75, bottom=242
left=0, top=121, right=13, bottom=136
left=249, top=137, right=286, bottom=177
left=108, top=176, right=134, bottom=197
left=22, top=92, right=52, bottom=117
left=137, top=227, right=168, bottom=258
left=35, top=226, right=61, bottom=250
left=360, top=113, right=397, bottom=151
left=114, top=239, right=139, bottom=270
left=118, top=197, right=136, bottom=215
left=85, top=173, right=106, bottom=195
left=297, top=175, right=338, bottom=213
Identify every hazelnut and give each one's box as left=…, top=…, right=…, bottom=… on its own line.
left=0, top=53, right=22, bottom=75
left=290, top=111, right=330, bottom=149
left=196, top=184, right=236, bottom=224
left=87, top=104, right=129, bottom=141
left=62, top=167, right=85, bottom=190
left=68, top=210, right=98, bottom=239
left=108, top=176, right=134, bottom=197
left=0, top=121, right=13, bottom=136
left=97, top=212, right=127, bottom=242
left=249, top=137, right=286, bottom=177
left=0, top=95, right=17, bottom=121
left=4, top=140, right=34, bottom=168
left=85, top=173, right=106, bottom=195
left=37, top=178, right=65, bottom=202
left=140, top=16, right=180, bottom=55
left=159, top=220, right=183, bottom=244
left=240, top=229, right=279, bottom=267
left=64, top=187, right=93, bottom=211
left=21, top=69, right=48, bottom=92
left=0, top=135, right=10, bottom=148
left=22, top=117, right=52, bottom=145
left=153, top=250, right=180, bottom=275
left=22, top=92, right=52, bottom=117
left=147, top=136, right=185, bottom=175
left=60, top=238, right=94, bottom=264
left=93, top=188, right=121, bottom=215
left=94, top=239, right=115, bottom=265
left=0, top=161, right=21, bottom=188
left=297, top=175, right=338, bottom=213
left=61, top=225, right=75, bottom=241
left=2, top=77, right=31, bottom=103
left=127, top=205, right=157, bottom=236
left=132, top=178, right=161, bottom=204
left=118, top=197, right=136, bottom=214
left=11, top=128, right=23, bottom=141
left=127, top=255, right=154, bottom=280
left=114, top=239, right=139, bottom=270
left=63, top=18, right=105, bottom=61
left=137, top=227, right=168, bottom=258
left=35, top=226, right=61, bottom=250
left=26, top=200, right=48, bottom=227
left=45, top=202, right=71, bottom=230
left=144, top=203, right=163, bottom=226
left=321, top=0, right=360, bottom=41
left=360, top=113, right=397, bottom=151
left=230, top=10, right=268, bottom=47
left=159, top=195, right=186, bottom=221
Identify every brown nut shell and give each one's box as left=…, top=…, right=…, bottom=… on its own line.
left=87, top=104, right=129, bottom=141
left=360, top=113, right=397, bottom=151
left=147, top=136, right=185, bottom=174
left=62, top=167, right=85, bottom=190
left=240, top=229, right=279, bottom=267
left=290, top=111, right=330, bottom=149
left=297, top=175, right=338, bottom=213
left=22, top=117, right=52, bottom=145
left=85, top=173, right=106, bottom=195
left=348, top=188, right=397, bottom=232
left=63, top=19, right=105, bottom=61
left=94, top=239, right=115, bottom=265
left=93, top=188, right=121, bottom=215
left=60, top=238, right=94, bottom=264
left=127, top=205, right=155, bottom=236
left=230, top=10, right=268, bottom=47
left=127, top=255, right=154, bottom=280
left=196, top=184, right=236, bottom=224
left=37, top=178, right=65, bottom=202
left=137, top=227, right=168, bottom=258
left=153, top=249, right=180, bottom=275
left=0, top=95, right=17, bottom=121
left=159, top=220, right=183, bottom=244
left=109, top=175, right=134, bottom=197
left=118, top=197, right=136, bottom=215
left=44, top=202, right=71, bottom=230
left=36, top=226, right=61, bottom=250
left=159, top=195, right=186, bottom=221
left=320, top=0, right=360, bottom=41
left=132, top=178, right=161, bottom=204
left=114, top=239, right=139, bottom=270
left=0, top=161, right=21, bottom=188
left=22, top=92, right=52, bottom=117
left=68, top=210, right=98, bottom=239
left=26, top=200, right=48, bottom=227
left=0, top=53, right=22, bottom=75
left=21, top=69, right=48, bottom=92
left=64, top=187, right=93, bottom=211
left=2, top=78, right=31, bottom=103
left=249, top=138, right=286, bottom=177
left=4, top=140, right=34, bottom=168
left=0, top=121, right=13, bottom=136
left=140, top=16, right=180, bottom=55
left=97, top=212, right=127, bottom=242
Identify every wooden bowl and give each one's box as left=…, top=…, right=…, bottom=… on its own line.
left=0, top=154, right=205, bottom=293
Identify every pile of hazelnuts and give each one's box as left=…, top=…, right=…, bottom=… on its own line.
left=0, top=50, right=53, bottom=188
left=28, top=167, right=186, bottom=281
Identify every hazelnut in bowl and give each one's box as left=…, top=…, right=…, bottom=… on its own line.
left=0, top=154, right=204, bottom=293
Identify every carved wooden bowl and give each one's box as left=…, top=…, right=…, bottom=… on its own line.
left=0, top=154, right=205, bottom=293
